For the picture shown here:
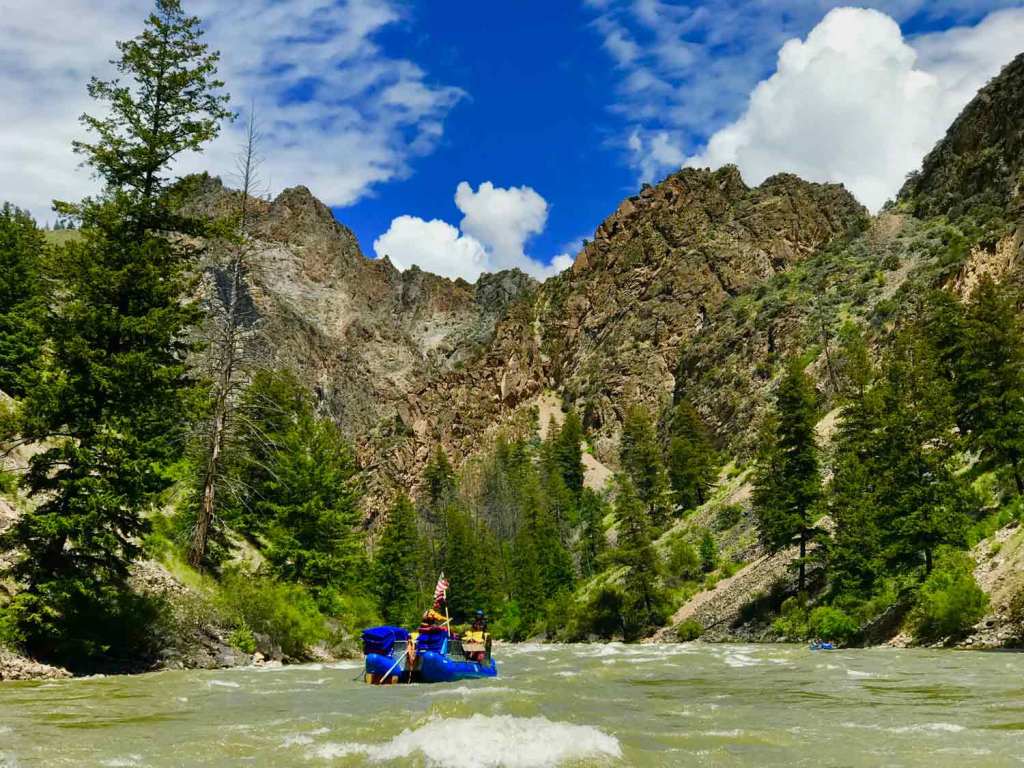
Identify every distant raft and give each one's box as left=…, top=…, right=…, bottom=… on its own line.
left=362, top=625, right=498, bottom=685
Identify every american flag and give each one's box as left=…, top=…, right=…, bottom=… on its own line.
left=433, top=573, right=449, bottom=605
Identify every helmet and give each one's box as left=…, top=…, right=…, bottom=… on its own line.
left=475, top=610, right=484, bottom=618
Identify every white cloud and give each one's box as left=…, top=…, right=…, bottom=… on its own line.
left=454, top=182, right=549, bottom=272
left=372, top=216, right=487, bottom=283
left=0, top=0, right=463, bottom=221
left=588, top=0, right=1024, bottom=194
left=374, top=181, right=571, bottom=281
left=684, top=7, right=1024, bottom=210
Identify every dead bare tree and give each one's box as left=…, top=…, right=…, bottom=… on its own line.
left=188, top=107, right=267, bottom=569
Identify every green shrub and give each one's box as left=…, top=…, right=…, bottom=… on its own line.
left=772, top=596, right=810, bottom=639
left=675, top=618, right=703, bottom=641
left=228, top=623, right=257, bottom=655
left=2, top=584, right=168, bottom=671
left=573, top=584, right=627, bottom=640
left=491, top=600, right=527, bottom=641
left=664, top=538, right=701, bottom=583
left=713, top=503, right=743, bottom=531
left=808, top=606, right=858, bottom=644
left=910, top=551, right=988, bottom=642
left=719, top=560, right=741, bottom=579
left=216, top=568, right=327, bottom=659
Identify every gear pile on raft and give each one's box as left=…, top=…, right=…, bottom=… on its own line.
left=361, top=573, right=498, bottom=685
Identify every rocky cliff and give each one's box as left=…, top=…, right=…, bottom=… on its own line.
left=195, top=53, right=1024, bottom=524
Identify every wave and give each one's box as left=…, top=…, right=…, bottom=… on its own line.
left=308, top=714, right=621, bottom=767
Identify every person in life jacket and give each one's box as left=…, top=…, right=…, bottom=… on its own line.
left=471, top=610, right=487, bottom=632
left=420, top=607, right=446, bottom=629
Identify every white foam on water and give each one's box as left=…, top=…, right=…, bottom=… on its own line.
left=308, top=714, right=621, bottom=767
left=841, top=721, right=965, bottom=735
left=424, top=685, right=517, bottom=698
left=99, top=757, right=142, bottom=767
left=207, top=679, right=241, bottom=689
left=723, top=653, right=760, bottom=668
left=554, top=671, right=577, bottom=677
left=846, top=669, right=874, bottom=678
left=326, top=661, right=362, bottom=670
left=891, top=723, right=965, bottom=734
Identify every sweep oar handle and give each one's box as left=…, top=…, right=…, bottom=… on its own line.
left=379, top=650, right=407, bottom=684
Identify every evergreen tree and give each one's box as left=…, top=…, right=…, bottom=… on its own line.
left=664, top=399, right=718, bottom=512
left=553, top=411, right=585, bottom=498
left=227, top=368, right=311, bottom=537
left=828, top=326, right=885, bottom=594
left=72, top=0, right=231, bottom=221
left=261, top=413, right=366, bottom=599
left=423, top=446, right=457, bottom=519
left=0, top=0, right=229, bottom=665
left=612, top=474, right=664, bottom=637
left=699, top=530, right=718, bottom=573
left=958, top=277, right=1024, bottom=494
left=375, top=495, right=425, bottom=626
left=620, top=404, right=671, bottom=529
left=876, top=329, right=970, bottom=574
left=752, top=358, right=822, bottom=592
left=0, top=204, right=45, bottom=397
left=577, top=488, right=608, bottom=578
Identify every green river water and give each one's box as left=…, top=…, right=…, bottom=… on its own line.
left=1, top=643, right=1022, bottom=767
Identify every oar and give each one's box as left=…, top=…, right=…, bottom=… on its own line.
left=377, top=650, right=408, bottom=685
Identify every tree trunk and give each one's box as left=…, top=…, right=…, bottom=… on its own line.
left=188, top=399, right=226, bottom=569
left=1012, top=456, right=1023, bottom=497
left=924, top=547, right=933, bottom=575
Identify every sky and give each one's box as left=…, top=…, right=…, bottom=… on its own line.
left=2, top=1, right=1024, bottom=282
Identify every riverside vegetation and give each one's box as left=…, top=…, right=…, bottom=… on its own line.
left=3, top=0, right=1024, bottom=678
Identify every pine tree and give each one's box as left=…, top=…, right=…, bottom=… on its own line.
left=0, top=0, right=229, bottom=665
left=553, top=411, right=585, bottom=498
left=664, top=399, right=718, bottom=512
left=959, top=277, right=1024, bottom=495
left=375, top=494, right=425, bottom=626
left=612, top=474, right=663, bottom=638
left=876, top=329, right=970, bottom=574
left=699, top=530, right=718, bottom=573
left=261, top=413, right=366, bottom=598
left=828, top=326, right=885, bottom=595
left=0, top=204, right=45, bottom=397
left=620, top=404, right=671, bottom=529
left=423, top=446, right=458, bottom=519
left=577, top=488, right=608, bottom=578
left=188, top=109, right=266, bottom=568
left=72, top=0, right=231, bottom=222
left=752, top=358, right=822, bottom=592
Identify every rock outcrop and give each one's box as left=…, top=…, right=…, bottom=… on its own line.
left=0, top=649, right=70, bottom=681
left=900, top=53, right=1024, bottom=219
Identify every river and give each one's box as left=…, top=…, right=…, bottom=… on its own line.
left=1, top=643, right=1022, bottom=767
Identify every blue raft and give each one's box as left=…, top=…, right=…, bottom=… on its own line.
left=362, top=625, right=497, bottom=684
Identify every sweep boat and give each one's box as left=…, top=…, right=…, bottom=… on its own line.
left=362, top=625, right=497, bottom=684
left=361, top=574, right=498, bottom=685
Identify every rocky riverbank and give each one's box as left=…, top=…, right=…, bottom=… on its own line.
left=0, top=648, right=70, bottom=681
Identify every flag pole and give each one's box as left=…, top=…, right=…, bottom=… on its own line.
left=443, top=587, right=451, bottom=633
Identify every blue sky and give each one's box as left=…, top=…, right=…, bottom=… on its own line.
left=3, top=1, right=1024, bottom=280
left=332, top=0, right=1024, bottom=277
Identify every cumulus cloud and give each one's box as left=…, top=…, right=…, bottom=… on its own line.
left=588, top=0, right=1024, bottom=200
left=685, top=7, right=1024, bottom=210
left=374, top=181, right=570, bottom=281
left=0, top=0, right=463, bottom=221
left=372, top=216, right=487, bottom=282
